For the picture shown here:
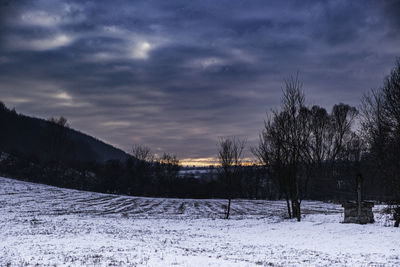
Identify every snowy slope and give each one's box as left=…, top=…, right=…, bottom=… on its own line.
left=0, top=176, right=399, bottom=266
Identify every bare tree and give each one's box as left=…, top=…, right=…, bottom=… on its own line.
left=157, top=153, right=180, bottom=196
left=330, top=104, right=358, bottom=161
left=360, top=89, right=388, bottom=151
left=280, top=75, right=312, bottom=221
left=252, top=113, right=292, bottom=218
left=132, top=144, right=154, bottom=162
left=253, top=75, right=308, bottom=221
left=217, top=137, right=246, bottom=219
left=361, top=89, right=392, bottom=198
left=304, top=104, right=358, bottom=201
left=307, top=106, right=332, bottom=165
left=131, top=144, right=155, bottom=195
left=159, top=153, right=180, bottom=177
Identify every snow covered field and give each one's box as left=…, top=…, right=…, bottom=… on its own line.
left=0, top=176, right=399, bottom=266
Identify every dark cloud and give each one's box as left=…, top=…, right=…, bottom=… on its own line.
left=0, top=0, right=399, bottom=163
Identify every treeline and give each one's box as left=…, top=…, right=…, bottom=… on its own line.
left=0, top=109, right=224, bottom=198
left=0, top=102, right=271, bottom=199
left=0, top=133, right=270, bottom=199
left=0, top=139, right=204, bottom=198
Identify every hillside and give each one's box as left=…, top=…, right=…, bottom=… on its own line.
left=1, top=176, right=399, bottom=266
left=0, top=102, right=129, bottom=163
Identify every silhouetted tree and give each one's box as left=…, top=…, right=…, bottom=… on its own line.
left=277, top=75, right=310, bottom=221
left=217, top=137, right=246, bottom=219
left=306, top=104, right=358, bottom=201
left=131, top=144, right=154, bottom=195
left=253, top=112, right=292, bottom=218
left=155, top=153, right=180, bottom=196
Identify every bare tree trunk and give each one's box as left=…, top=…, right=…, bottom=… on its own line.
left=291, top=198, right=301, bottom=221
left=226, top=198, right=231, bottom=219
left=295, top=199, right=301, bottom=222
left=357, top=177, right=362, bottom=220
left=226, top=175, right=232, bottom=219
left=289, top=177, right=301, bottom=221
left=285, top=193, right=292, bottom=218
left=295, top=182, right=301, bottom=222
left=394, top=207, right=400, bottom=227
left=217, top=137, right=246, bottom=220
left=291, top=199, right=296, bottom=218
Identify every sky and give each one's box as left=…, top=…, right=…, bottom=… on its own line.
left=0, top=0, right=399, bottom=165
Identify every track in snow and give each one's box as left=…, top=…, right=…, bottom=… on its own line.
left=0, top=177, right=342, bottom=219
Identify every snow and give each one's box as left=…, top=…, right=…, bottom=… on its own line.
left=0, top=176, right=399, bottom=266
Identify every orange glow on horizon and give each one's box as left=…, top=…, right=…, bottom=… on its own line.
left=180, top=157, right=258, bottom=167
left=180, top=157, right=217, bottom=167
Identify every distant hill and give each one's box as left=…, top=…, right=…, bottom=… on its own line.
left=0, top=102, right=129, bottom=163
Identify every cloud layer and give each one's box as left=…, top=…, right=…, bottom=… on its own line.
left=0, top=0, right=399, bottom=162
